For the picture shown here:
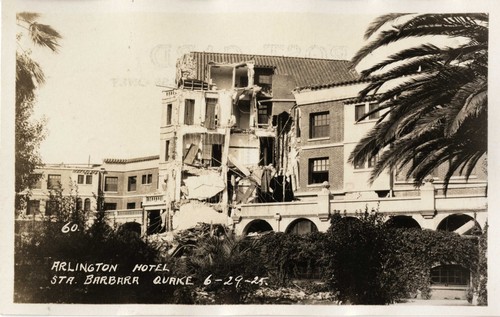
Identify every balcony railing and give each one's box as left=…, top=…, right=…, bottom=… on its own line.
left=104, top=209, right=143, bottom=217
left=145, top=194, right=164, bottom=203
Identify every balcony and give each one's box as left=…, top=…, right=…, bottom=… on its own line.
left=143, top=194, right=166, bottom=209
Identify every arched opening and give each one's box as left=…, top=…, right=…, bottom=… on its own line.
left=76, top=198, right=83, bottom=211
left=244, top=219, right=273, bottom=236
left=386, top=216, right=421, bottom=229
left=431, top=264, right=470, bottom=286
left=437, top=214, right=481, bottom=235
left=286, top=218, right=318, bottom=235
left=118, top=221, right=142, bottom=236
left=84, top=198, right=91, bottom=211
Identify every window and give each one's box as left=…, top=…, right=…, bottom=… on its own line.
left=166, top=103, right=172, bottom=125
left=310, top=112, right=330, bottom=139
left=369, top=103, right=380, bottom=120
left=257, top=103, right=271, bottom=127
left=355, top=156, right=377, bottom=169
left=84, top=198, right=91, bottom=211
left=309, top=157, right=329, bottom=184
left=104, top=177, right=118, bottom=192
left=47, top=174, right=61, bottom=190
left=257, top=74, right=272, bottom=85
left=184, top=99, right=195, bottom=125
left=76, top=198, right=83, bottom=211
left=355, top=102, right=380, bottom=121
left=431, top=265, right=469, bottom=286
left=45, top=200, right=57, bottom=216
left=32, top=174, right=42, bottom=189
left=142, top=174, right=153, bottom=184
left=103, top=202, right=117, bottom=211
left=256, top=74, right=272, bottom=93
left=127, top=202, right=136, bottom=209
left=205, top=98, right=217, bottom=129
left=27, top=200, right=40, bottom=215
left=355, top=104, right=365, bottom=121
left=77, top=175, right=85, bottom=184
left=128, top=176, right=137, bottom=191
left=165, top=140, right=170, bottom=161
left=86, top=175, right=92, bottom=184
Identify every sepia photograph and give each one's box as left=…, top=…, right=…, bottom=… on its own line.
left=1, top=0, right=498, bottom=315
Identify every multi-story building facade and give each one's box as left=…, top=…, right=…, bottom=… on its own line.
left=157, top=52, right=359, bottom=231
left=16, top=156, right=161, bottom=234
left=18, top=164, right=101, bottom=220
left=155, top=52, right=487, bottom=240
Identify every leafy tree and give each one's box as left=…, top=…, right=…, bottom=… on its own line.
left=349, top=14, right=488, bottom=190
left=322, top=211, right=479, bottom=304
left=16, top=12, right=61, bottom=206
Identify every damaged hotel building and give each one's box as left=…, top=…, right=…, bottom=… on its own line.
left=145, top=52, right=487, bottom=238
left=19, top=52, right=487, bottom=238
left=18, top=52, right=487, bottom=299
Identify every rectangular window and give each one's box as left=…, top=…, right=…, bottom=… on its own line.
left=142, top=174, right=153, bottom=184
left=205, top=98, right=217, bottom=129
left=32, top=174, right=42, bottom=189
left=128, top=176, right=137, bottom=191
left=47, top=174, right=61, bottom=190
left=165, top=140, right=170, bottom=161
left=257, top=103, right=271, bottom=127
left=77, top=175, right=84, bottom=184
left=355, top=156, right=377, bottom=169
left=126, top=202, right=136, bottom=209
left=27, top=200, right=40, bottom=215
left=184, top=99, right=195, bottom=125
left=166, top=104, right=172, bottom=125
left=309, top=157, right=329, bottom=184
left=257, top=74, right=272, bottom=85
left=104, top=177, right=118, bottom=192
left=369, top=103, right=380, bottom=120
left=355, top=103, right=380, bottom=121
left=86, top=175, right=92, bottom=184
left=310, top=112, right=330, bottom=139
left=103, top=202, right=117, bottom=211
left=355, top=104, right=365, bottom=121
left=45, top=200, right=57, bottom=216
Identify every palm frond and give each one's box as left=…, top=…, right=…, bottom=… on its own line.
left=363, top=13, right=412, bottom=39
left=29, top=23, right=62, bottom=52
left=16, top=12, right=40, bottom=24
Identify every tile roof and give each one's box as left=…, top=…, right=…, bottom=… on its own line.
left=189, top=52, right=359, bottom=88
left=103, top=155, right=160, bottom=164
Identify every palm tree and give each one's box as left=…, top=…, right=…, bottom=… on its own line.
left=15, top=12, right=61, bottom=201
left=348, top=14, right=487, bottom=191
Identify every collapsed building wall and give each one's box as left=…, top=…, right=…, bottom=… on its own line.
left=159, top=57, right=303, bottom=233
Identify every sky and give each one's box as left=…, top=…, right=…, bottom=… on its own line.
left=6, top=0, right=496, bottom=164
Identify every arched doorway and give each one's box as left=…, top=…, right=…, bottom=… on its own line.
left=386, top=215, right=421, bottom=229
left=244, top=219, right=273, bottom=236
left=118, top=221, right=142, bottom=236
left=437, top=214, right=481, bottom=235
left=285, top=218, right=318, bottom=235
